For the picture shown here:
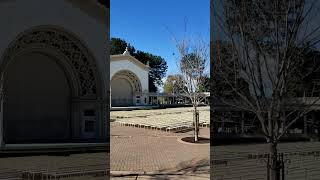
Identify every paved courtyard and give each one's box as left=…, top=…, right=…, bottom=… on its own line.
left=0, top=152, right=108, bottom=179
left=110, top=108, right=210, bottom=179
left=111, top=174, right=210, bottom=180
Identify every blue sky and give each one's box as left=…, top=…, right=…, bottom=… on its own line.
left=110, top=0, right=210, bottom=78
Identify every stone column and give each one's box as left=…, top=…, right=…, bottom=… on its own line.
left=109, top=86, right=112, bottom=108
left=98, top=101, right=104, bottom=139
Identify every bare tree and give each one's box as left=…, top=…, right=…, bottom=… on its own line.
left=213, top=0, right=320, bottom=179
left=173, top=35, right=209, bottom=142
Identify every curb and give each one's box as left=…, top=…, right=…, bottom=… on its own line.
left=110, top=171, right=186, bottom=177
left=177, top=137, right=210, bottom=146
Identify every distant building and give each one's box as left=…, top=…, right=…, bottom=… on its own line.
left=110, top=49, right=210, bottom=107
left=110, top=48, right=150, bottom=107
left=212, top=74, right=320, bottom=139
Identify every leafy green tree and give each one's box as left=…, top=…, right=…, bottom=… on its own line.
left=110, top=38, right=135, bottom=55
left=163, top=82, right=173, bottom=94
left=199, top=75, right=210, bottom=92
left=97, top=0, right=109, bottom=8
left=134, top=51, right=167, bottom=92
left=163, top=74, right=185, bottom=93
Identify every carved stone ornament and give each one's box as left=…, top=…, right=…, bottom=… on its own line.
left=2, top=27, right=99, bottom=98
left=112, top=70, right=142, bottom=92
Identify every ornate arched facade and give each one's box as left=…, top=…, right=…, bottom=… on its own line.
left=110, top=50, right=149, bottom=107
left=1, top=26, right=101, bottom=97
left=112, top=70, right=142, bottom=92
left=111, top=70, right=143, bottom=106
left=0, top=26, right=106, bottom=144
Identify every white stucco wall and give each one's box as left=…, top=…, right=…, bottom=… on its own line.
left=0, top=0, right=108, bottom=97
left=110, top=59, right=149, bottom=93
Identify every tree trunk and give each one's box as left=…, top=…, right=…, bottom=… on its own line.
left=0, top=76, right=4, bottom=148
left=304, top=115, right=308, bottom=136
left=269, top=142, right=279, bottom=180
left=311, top=112, right=316, bottom=141
left=194, top=106, right=199, bottom=142
left=241, top=112, right=245, bottom=134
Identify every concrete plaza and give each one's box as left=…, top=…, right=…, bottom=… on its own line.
left=213, top=142, right=320, bottom=180
left=0, top=152, right=108, bottom=179
left=110, top=111, right=210, bottom=179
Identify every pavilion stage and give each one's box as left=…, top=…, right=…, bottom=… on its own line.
left=110, top=104, right=199, bottom=111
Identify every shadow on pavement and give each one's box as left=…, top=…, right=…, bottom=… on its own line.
left=111, top=158, right=210, bottom=180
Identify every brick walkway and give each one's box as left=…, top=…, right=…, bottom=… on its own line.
left=111, top=174, right=210, bottom=180
left=110, top=123, right=210, bottom=176
left=0, top=152, right=108, bottom=179
left=212, top=142, right=320, bottom=179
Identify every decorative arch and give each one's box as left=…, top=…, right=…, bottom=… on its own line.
left=0, top=25, right=101, bottom=99
left=111, top=70, right=142, bottom=93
